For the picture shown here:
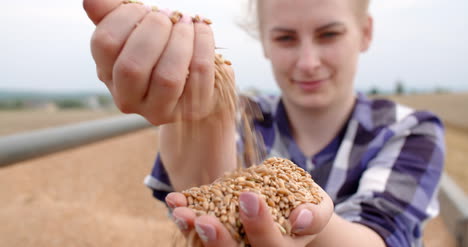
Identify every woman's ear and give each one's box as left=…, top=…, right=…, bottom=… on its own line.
left=360, top=15, right=373, bottom=52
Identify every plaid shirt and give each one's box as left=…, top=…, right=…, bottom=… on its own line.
left=144, top=93, right=445, bottom=247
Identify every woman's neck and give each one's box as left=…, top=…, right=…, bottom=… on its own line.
left=283, top=94, right=356, bottom=157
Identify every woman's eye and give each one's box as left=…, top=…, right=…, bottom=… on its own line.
left=274, top=35, right=295, bottom=42
left=320, top=32, right=340, bottom=39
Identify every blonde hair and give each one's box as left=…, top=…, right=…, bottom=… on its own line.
left=239, top=0, right=371, bottom=39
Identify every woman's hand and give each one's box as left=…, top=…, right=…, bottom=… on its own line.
left=83, top=0, right=225, bottom=125
left=165, top=186, right=334, bottom=247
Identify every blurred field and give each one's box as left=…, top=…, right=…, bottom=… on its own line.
left=387, top=92, right=468, bottom=129
left=0, top=129, right=180, bottom=247
left=0, top=92, right=467, bottom=246
left=0, top=109, right=122, bottom=136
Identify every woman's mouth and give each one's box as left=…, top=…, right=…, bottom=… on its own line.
left=293, top=79, right=327, bottom=91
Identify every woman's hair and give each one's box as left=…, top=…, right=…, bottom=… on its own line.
left=355, top=0, right=371, bottom=19
left=239, top=0, right=371, bottom=39
left=237, top=0, right=260, bottom=39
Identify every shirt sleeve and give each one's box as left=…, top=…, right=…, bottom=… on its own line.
left=144, top=154, right=174, bottom=202
left=335, top=111, right=445, bottom=247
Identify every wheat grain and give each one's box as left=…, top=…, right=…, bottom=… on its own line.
left=182, top=157, right=323, bottom=245
left=203, top=18, right=213, bottom=25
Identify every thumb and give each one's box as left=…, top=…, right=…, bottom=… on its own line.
left=83, top=0, right=123, bottom=25
left=239, top=192, right=283, bottom=247
left=289, top=190, right=334, bottom=236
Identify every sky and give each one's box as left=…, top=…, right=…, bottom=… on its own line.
left=1, top=0, right=467, bottom=94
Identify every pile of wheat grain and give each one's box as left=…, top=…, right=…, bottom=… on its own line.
left=182, top=157, right=323, bottom=245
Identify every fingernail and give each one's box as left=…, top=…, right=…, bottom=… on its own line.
left=172, top=214, right=188, bottom=231
left=192, top=15, right=212, bottom=25
left=239, top=192, right=259, bottom=218
left=180, top=13, right=192, bottom=24
left=166, top=199, right=176, bottom=209
left=192, top=15, right=202, bottom=23
left=170, top=11, right=183, bottom=24
left=292, top=209, right=313, bottom=233
left=159, top=8, right=172, bottom=17
left=195, top=222, right=216, bottom=242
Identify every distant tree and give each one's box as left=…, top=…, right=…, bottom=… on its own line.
left=0, top=100, right=24, bottom=110
left=434, top=87, right=450, bottom=94
left=395, top=79, right=406, bottom=95
left=368, top=86, right=380, bottom=96
left=55, top=99, right=85, bottom=109
left=0, top=101, right=8, bottom=109
left=12, top=99, right=24, bottom=109
left=97, top=95, right=114, bottom=107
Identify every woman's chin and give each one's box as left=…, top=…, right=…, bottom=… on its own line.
left=288, top=94, right=332, bottom=111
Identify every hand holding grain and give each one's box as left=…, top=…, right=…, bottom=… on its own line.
left=166, top=158, right=335, bottom=247
left=83, top=0, right=234, bottom=126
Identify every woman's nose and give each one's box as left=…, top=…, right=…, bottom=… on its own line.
left=296, top=44, right=321, bottom=73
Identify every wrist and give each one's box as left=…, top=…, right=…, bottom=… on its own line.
left=159, top=108, right=237, bottom=190
left=307, top=213, right=386, bottom=247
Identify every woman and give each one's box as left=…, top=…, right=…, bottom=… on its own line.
left=83, top=0, right=445, bottom=246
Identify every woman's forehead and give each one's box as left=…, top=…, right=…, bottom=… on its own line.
left=259, top=0, right=356, bottom=18
left=258, top=0, right=358, bottom=29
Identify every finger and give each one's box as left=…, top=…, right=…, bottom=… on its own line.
left=176, top=18, right=215, bottom=121
left=172, top=207, right=196, bottom=236
left=83, top=0, right=123, bottom=25
left=194, top=215, right=238, bottom=247
left=239, top=192, right=284, bottom=247
left=289, top=186, right=334, bottom=236
left=143, top=12, right=194, bottom=125
left=90, top=4, right=149, bottom=85
left=112, top=10, right=172, bottom=113
left=165, top=192, right=188, bottom=209
left=96, top=65, right=113, bottom=90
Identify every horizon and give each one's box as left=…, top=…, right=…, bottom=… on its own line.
left=1, top=84, right=467, bottom=95
left=2, top=0, right=468, bottom=93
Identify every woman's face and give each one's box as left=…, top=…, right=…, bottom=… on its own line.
left=259, top=0, right=372, bottom=111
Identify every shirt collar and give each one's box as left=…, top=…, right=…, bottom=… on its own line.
left=273, top=94, right=369, bottom=138
left=351, top=92, right=375, bottom=132
left=270, top=92, right=376, bottom=166
left=272, top=96, right=350, bottom=167
left=274, top=98, right=293, bottom=138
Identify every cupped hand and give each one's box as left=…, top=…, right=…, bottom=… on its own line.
left=165, top=186, right=334, bottom=247
left=83, top=0, right=231, bottom=125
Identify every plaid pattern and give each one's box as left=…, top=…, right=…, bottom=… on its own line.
left=144, top=93, right=445, bottom=247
